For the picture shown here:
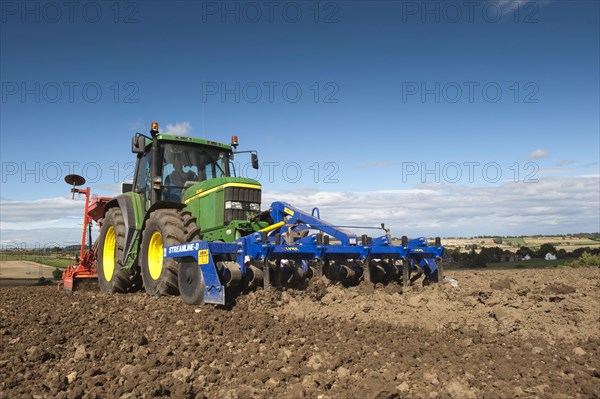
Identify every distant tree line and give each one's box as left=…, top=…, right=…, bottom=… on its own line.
left=442, top=233, right=600, bottom=240
left=516, top=244, right=600, bottom=259
left=445, top=244, right=600, bottom=268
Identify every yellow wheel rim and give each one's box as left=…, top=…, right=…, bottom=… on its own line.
left=102, top=226, right=116, bottom=281
left=148, top=232, right=163, bottom=280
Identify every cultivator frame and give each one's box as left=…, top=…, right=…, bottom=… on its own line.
left=166, top=201, right=444, bottom=305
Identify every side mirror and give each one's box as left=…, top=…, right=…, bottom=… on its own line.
left=131, top=134, right=145, bottom=154
left=251, top=153, right=259, bottom=169
left=122, top=181, right=133, bottom=193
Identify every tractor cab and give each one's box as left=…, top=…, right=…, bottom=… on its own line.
left=128, top=122, right=264, bottom=243
left=130, top=124, right=234, bottom=206
left=160, top=142, right=230, bottom=202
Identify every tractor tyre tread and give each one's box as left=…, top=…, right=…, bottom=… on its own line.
left=98, top=207, right=137, bottom=294
left=182, top=211, right=201, bottom=240
left=140, top=209, right=199, bottom=296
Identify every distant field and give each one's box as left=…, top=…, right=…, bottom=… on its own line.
left=501, top=237, right=526, bottom=246
left=558, top=241, right=600, bottom=246
left=441, top=235, right=599, bottom=252
left=524, top=236, right=599, bottom=247
left=0, top=261, right=58, bottom=280
left=0, top=254, right=71, bottom=269
left=556, top=244, right=600, bottom=251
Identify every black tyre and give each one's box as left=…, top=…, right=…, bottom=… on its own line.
left=97, top=208, right=140, bottom=293
left=140, top=209, right=200, bottom=296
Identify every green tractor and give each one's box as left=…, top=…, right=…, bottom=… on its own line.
left=96, top=122, right=269, bottom=295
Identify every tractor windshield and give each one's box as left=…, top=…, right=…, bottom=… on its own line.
left=162, top=142, right=230, bottom=201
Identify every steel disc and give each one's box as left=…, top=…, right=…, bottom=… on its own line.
left=178, top=260, right=205, bottom=305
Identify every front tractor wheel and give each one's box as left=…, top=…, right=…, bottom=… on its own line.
left=97, top=208, right=139, bottom=293
left=140, top=209, right=199, bottom=296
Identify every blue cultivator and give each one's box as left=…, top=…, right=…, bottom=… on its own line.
left=165, top=202, right=444, bottom=305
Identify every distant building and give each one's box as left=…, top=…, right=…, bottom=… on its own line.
left=545, top=253, right=557, bottom=260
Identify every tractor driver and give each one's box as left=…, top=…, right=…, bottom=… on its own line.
left=164, top=157, right=198, bottom=201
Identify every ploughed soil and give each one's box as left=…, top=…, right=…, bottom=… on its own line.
left=1, top=268, right=599, bottom=399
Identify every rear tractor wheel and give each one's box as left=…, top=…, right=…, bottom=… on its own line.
left=97, top=208, right=140, bottom=293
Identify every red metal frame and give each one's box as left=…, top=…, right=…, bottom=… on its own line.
left=59, top=188, right=112, bottom=290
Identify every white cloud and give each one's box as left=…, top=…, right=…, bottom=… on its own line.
left=0, top=196, right=85, bottom=226
left=163, top=122, right=192, bottom=136
left=554, top=159, right=575, bottom=167
left=0, top=197, right=97, bottom=248
left=94, top=183, right=123, bottom=194
left=528, top=149, right=549, bottom=160
left=538, top=168, right=568, bottom=175
left=2, top=176, right=599, bottom=246
left=495, top=0, right=549, bottom=15
left=1, top=228, right=85, bottom=249
left=359, top=161, right=395, bottom=169
left=263, top=176, right=600, bottom=237
left=496, top=0, right=521, bottom=13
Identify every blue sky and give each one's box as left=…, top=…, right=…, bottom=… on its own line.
left=1, top=0, right=599, bottom=246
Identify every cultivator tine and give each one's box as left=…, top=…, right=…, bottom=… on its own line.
left=326, top=261, right=334, bottom=281
left=274, top=260, right=283, bottom=288
left=361, top=259, right=372, bottom=284
left=411, top=271, right=423, bottom=284
left=315, top=259, right=323, bottom=279
left=263, top=259, right=271, bottom=290
left=402, top=259, right=410, bottom=288
left=387, top=258, right=397, bottom=281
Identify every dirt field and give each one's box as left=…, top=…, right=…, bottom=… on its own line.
left=1, top=268, right=598, bottom=399
left=0, top=261, right=58, bottom=281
